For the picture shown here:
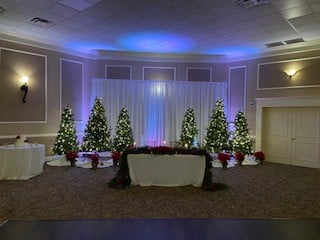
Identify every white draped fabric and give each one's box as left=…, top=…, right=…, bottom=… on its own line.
left=91, top=79, right=227, bottom=146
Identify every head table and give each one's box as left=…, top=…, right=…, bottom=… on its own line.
left=0, top=144, right=45, bottom=180
left=127, top=154, right=206, bottom=187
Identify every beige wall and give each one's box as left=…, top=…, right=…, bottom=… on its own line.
left=228, top=49, right=320, bottom=137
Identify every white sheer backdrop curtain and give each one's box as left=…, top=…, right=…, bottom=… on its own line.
left=91, top=79, right=227, bottom=147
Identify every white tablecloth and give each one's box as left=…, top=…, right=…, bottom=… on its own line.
left=0, top=144, right=45, bottom=180
left=127, top=154, right=206, bottom=187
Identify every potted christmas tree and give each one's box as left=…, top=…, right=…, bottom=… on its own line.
left=232, top=110, right=253, bottom=164
left=81, top=98, right=112, bottom=152
left=112, top=107, right=134, bottom=165
left=204, top=99, right=229, bottom=153
left=52, top=105, right=79, bottom=166
left=179, top=108, right=198, bottom=148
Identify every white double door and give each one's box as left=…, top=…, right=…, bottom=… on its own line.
left=262, top=107, right=320, bottom=168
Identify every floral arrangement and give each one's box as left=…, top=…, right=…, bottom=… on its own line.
left=254, top=151, right=265, bottom=161
left=218, top=152, right=230, bottom=169
left=107, top=146, right=227, bottom=191
left=112, top=151, right=122, bottom=166
left=234, top=152, right=245, bottom=165
left=66, top=151, right=77, bottom=166
left=90, top=153, right=99, bottom=170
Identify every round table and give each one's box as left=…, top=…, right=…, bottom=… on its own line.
left=0, top=144, right=45, bottom=180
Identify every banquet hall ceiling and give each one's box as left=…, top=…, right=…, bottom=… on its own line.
left=1, top=0, right=320, bottom=61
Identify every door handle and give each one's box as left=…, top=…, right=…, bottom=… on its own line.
left=292, top=138, right=296, bottom=140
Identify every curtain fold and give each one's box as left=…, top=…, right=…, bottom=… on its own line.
left=91, top=79, right=227, bottom=147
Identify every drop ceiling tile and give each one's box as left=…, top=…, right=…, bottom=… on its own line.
left=280, top=5, right=313, bottom=19
left=245, top=4, right=278, bottom=18
left=242, top=26, right=268, bottom=35
left=272, top=28, right=299, bottom=36
left=8, top=4, right=43, bottom=18
left=300, top=28, right=320, bottom=39
left=24, top=0, right=55, bottom=10
left=272, top=0, right=309, bottom=10
left=60, top=19, right=84, bottom=30
left=48, top=3, right=79, bottom=18
left=59, top=0, right=101, bottom=11
left=288, top=13, right=319, bottom=26
left=229, top=20, right=261, bottom=30
left=256, top=13, right=285, bottom=24
left=307, top=0, right=320, bottom=3
left=1, top=9, right=31, bottom=22
left=311, top=3, right=320, bottom=12
left=249, top=31, right=275, bottom=41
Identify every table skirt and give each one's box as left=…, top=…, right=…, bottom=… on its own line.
left=127, top=154, right=206, bottom=187
left=0, top=144, right=45, bottom=180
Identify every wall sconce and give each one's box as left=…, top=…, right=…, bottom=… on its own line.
left=20, top=76, right=29, bottom=103
left=286, top=69, right=297, bottom=79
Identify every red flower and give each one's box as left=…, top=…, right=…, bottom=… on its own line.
left=112, top=151, right=122, bottom=161
left=254, top=151, right=265, bottom=161
left=66, top=151, right=77, bottom=161
left=218, top=153, right=230, bottom=163
left=235, top=152, right=244, bottom=161
left=90, top=153, right=99, bottom=164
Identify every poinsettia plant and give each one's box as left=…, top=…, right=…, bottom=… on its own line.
left=218, top=152, right=230, bottom=169
left=90, top=153, right=99, bottom=170
left=90, top=153, right=99, bottom=165
left=218, top=152, right=230, bottom=162
left=254, top=151, right=265, bottom=161
left=66, top=151, right=77, bottom=161
left=66, top=151, right=77, bottom=166
left=235, top=152, right=245, bottom=164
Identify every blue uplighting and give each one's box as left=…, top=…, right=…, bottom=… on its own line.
left=205, top=46, right=260, bottom=57
left=118, top=31, right=195, bottom=53
left=65, top=41, right=120, bottom=54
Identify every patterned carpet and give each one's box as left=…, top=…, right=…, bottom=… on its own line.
left=0, top=162, right=319, bottom=221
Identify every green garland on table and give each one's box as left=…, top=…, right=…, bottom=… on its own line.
left=107, top=146, right=227, bottom=191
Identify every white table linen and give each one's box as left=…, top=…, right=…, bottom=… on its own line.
left=0, top=144, right=45, bottom=180
left=127, top=154, right=206, bottom=187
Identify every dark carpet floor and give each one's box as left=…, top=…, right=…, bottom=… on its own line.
left=0, top=162, right=319, bottom=221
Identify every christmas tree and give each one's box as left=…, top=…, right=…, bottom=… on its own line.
left=204, top=99, right=229, bottom=153
left=52, top=105, right=78, bottom=155
left=179, top=108, right=198, bottom=148
left=232, top=110, right=253, bottom=154
left=81, top=98, right=111, bottom=152
left=113, top=107, right=134, bottom=152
